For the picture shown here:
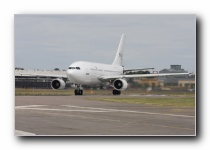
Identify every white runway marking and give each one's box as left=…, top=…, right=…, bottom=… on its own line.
left=16, top=105, right=194, bottom=118
left=127, top=94, right=166, bottom=97
left=16, top=108, right=111, bottom=112
left=15, top=105, right=112, bottom=112
left=62, top=105, right=194, bottom=118
left=15, top=105, right=47, bottom=108
left=15, top=130, right=35, bottom=136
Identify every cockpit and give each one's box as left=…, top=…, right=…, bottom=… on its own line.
left=68, top=67, right=81, bottom=70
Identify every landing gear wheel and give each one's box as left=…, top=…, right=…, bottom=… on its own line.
left=79, top=89, right=83, bottom=95
left=74, top=84, right=83, bottom=96
left=112, top=90, right=121, bottom=95
left=75, top=89, right=83, bottom=95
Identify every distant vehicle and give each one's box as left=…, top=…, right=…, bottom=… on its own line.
left=20, top=34, right=189, bottom=95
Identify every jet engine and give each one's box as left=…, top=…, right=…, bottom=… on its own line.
left=51, top=78, right=66, bottom=90
left=113, top=79, right=128, bottom=91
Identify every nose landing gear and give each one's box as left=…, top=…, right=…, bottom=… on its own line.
left=74, top=84, right=83, bottom=95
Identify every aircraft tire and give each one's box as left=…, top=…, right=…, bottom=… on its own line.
left=75, top=89, right=83, bottom=95
left=79, top=90, right=83, bottom=95
left=113, top=90, right=121, bottom=95
left=74, top=90, right=78, bottom=95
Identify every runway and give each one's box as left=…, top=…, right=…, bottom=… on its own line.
left=15, top=96, right=195, bottom=136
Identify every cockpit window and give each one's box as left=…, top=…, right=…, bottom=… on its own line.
left=68, top=67, right=75, bottom=69
left=68, top=67, right=80, bottom=70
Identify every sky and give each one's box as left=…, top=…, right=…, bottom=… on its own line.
left=15, top=15, right=196, bottom=72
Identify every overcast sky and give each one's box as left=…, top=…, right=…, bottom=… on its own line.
left=15, top=15, right=195, bottom=72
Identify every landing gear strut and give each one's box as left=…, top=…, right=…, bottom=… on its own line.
left=74, top=84, right=83, bottom=95
left=112, top=89, right=121, bottom=95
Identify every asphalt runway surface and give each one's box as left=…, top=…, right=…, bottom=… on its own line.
left=15, top=95, right=195, bottom=136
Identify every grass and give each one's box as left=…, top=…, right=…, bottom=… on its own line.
left=15, top=88, right=112, bottom=96
left=88, top=97, right=195, bottom=108
left=15, top=88, right=195, bottom=108
left=15, top=88, right=195, bottom=96
left=15, top=88, right=74, bottom=96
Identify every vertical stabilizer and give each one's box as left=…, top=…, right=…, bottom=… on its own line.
left=112, top=34, right=126, bottom=66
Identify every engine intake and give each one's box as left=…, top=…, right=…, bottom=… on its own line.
left=51, top=79, right=66, bottom=90
left=113, top=79, right=128, bottom=91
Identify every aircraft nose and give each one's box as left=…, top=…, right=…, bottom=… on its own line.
left=67, top=69, right=77, bottom=81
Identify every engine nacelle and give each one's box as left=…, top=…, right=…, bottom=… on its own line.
left=113, top=79, right=128, bottom=91
left=51, top=78, right=66, bottom=90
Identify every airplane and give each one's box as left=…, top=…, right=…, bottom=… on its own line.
left=20, top=34, right=189, bottom=95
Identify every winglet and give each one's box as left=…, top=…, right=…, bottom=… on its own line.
left=112, top=34, right=126, bottom=66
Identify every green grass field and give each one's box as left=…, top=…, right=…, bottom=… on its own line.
left=15, top=88, right=194, bottom=96
left=88, top=97, right=195, bottom=108
left=15, top=88, right=75, bottom=96
left=15, top=88, right=115, bottom=96
left=15, top=88, right=195, bottom=108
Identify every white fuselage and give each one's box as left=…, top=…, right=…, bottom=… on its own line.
left=67, top=61, right=123, bottom=85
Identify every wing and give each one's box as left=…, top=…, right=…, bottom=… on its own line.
left=16, top=73, right=67, bottom=79
left=99, top=72, right=189, bottom=81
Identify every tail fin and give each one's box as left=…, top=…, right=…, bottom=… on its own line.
left=112, top=34, right=126, bottom=66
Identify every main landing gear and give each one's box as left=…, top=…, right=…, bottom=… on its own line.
left=74, top=84, right=83, bottom=95
left=74, top=89, right=83, bottom=95
left=74, top=84, right=121, bottom=96
left=112, top=89, right=121, bottom=95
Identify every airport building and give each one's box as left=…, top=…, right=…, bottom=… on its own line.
left=135, top=78, right=159, bottom=88
left=159, top=65, right=188, bottom=74
left=178, top=78, right=195, bottom=88
left=158, top=65, right=191, bottom=86
left=133, top=65, right=195, bottom=89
